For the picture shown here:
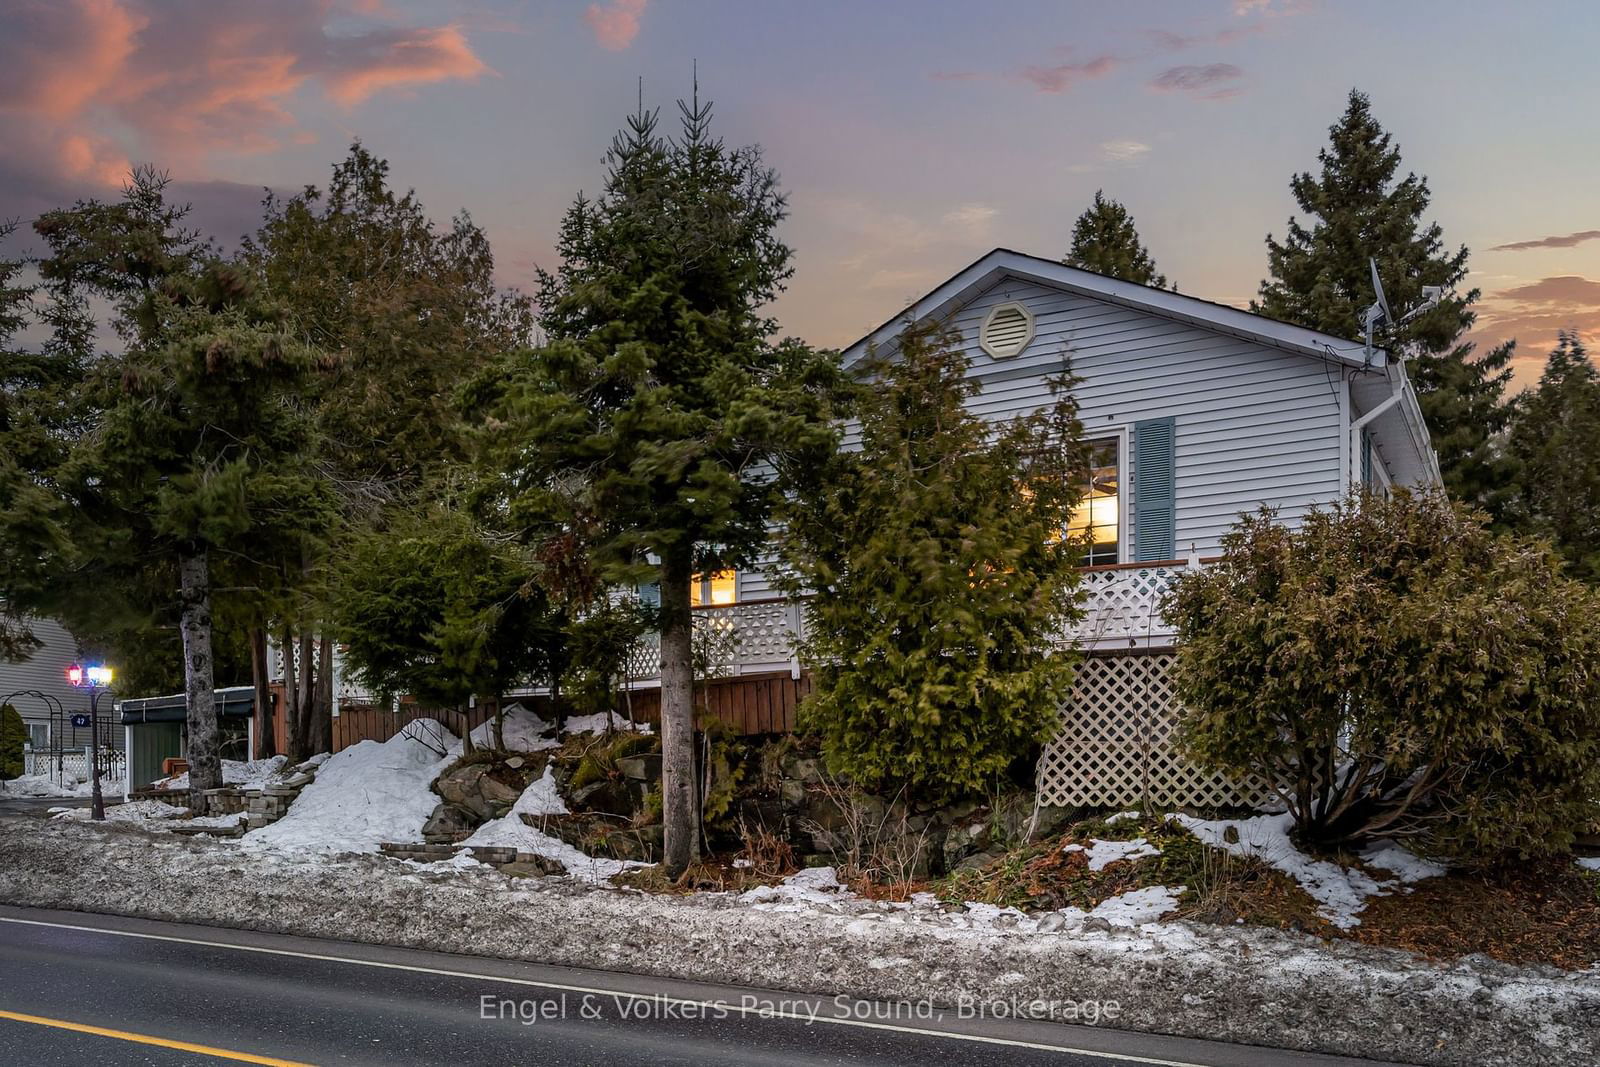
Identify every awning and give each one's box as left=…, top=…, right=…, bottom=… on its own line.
left=119, top=687, right=257, bottom=725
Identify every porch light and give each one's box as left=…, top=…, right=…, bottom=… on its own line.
left=66, top=664, right=114, bottom=687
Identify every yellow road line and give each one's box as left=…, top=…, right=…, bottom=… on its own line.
left=0, top=1009, right=315, bottom=1066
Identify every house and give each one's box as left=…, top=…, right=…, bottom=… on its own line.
left=0, top=615, right=125, bottom=782
left=620, top=248, right=1441, bottom=805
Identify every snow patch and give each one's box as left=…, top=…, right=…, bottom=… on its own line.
left=1362, top=842, right=1448, bottom=883
left=155, top=755, right=289, bottom=792
left=455, top=767, right=645, bottom=884
left=1104, top=811, right=1143, bottom=825
left=1064, top=837, right=1161, bottom=870
left=51, top=799, right=187, bottom=823
left=742, top=865, right=852, bottom=909
left=1170, top=813, right=1441, bottom=929
left=3, top=774, right=103, bottom=799
left=1578, top=857, right=1600, bottom=872
left=1090, top=885, right=1184, bottom=927
left=448, top=704, right=561, bottom=757
left=561, top=711, right=651, bottom=736
left=242, top=721, right=457, bottom=856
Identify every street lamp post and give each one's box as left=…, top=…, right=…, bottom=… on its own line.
left=67, top=664, right=114, bottom=821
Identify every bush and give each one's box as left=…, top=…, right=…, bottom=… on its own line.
left=0, top=704, right=24, bottom=781
left=1164, top=489, right=1600, bottom=860
left=777, top=318, right=1088, bottom=801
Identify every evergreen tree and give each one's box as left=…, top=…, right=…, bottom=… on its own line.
left=1255, top=90, right=1516, bottom=516
left=776, top=319, right=1087, bottom=800
left=0, top=704, right=24, bottom=781
left=1063, top=191, right=1169, bottom=288
left=465, top=90, right=838, bottom=877
left=1507, top=332, right=1600, bottom=581
left=4, top=171, right=324, bottom=802
left=241, top=145, right=534, bottom=758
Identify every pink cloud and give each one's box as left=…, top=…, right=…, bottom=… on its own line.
left=1470, top=274, right=1600, bottom=387
left=1018, top=55, right=1118, bottom=93
left=584, top=0, right=649, bottom=51
left=0, top=0, right=493, bottom=219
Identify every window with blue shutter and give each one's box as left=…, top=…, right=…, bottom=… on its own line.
left=1132, top=417, right=1176, bottom=562
left=1360, top=428, right=1374, bottom=487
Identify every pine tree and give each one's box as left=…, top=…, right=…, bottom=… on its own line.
left=241, top=144, right=534, bottom=758
left=465, top=88, right=838, bottom=877
left=6, top=171, right=325, bottom=803
left=1507, top=332, right=1600, bottom=581
left=1063, top=191, right=1169, bottom=288
left=1255, top=90, right=1517, bottom=516
left=776, top=319, right=1088, bottom=800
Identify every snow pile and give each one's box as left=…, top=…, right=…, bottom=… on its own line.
left=242, top=721, right=457, bottom=855
left=1063, top=836, right=1161, bottom=870
left=155, top=755, right=290, bottom=791
left=50, top=799, right=188, bottom=823
left=448, top=704, right=561, bottom=757
left=2, top=774, right=103, bottom=799
left=1087, top=885, right=1184, bottom=926
left=1169, top=812, right=1442, bottom=929
left=561, top=711, right=650, bottom=736
left=1579, top=857, right=1600, bottom=872
left=741, top=866, right=851, bottom=909
left=455, top=767, right=647, bottom=884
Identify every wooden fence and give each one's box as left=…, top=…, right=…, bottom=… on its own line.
left=326, top=671, right=812, bottom=753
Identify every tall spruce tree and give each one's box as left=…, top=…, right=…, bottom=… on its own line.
left=1507, top=332, right=1600, bottom=581
left=776, top=319, right=1088, bottom=800
left=464, top=90, right=838, bottom=877
left=1063, top=191, right=1169, bottom=288
left=1255, top=90, right=1517, bottom=516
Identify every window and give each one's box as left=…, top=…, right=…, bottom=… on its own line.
left=689, top=570, right=737, bottom=606
left=26, top=723, right=48, bottom=750
left=1067, top=438, right=1121, bottom=565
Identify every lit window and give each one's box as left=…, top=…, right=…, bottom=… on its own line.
left=690, top=570, right=737, bottom=606
left=1067, top=438, right=1120, bottom=565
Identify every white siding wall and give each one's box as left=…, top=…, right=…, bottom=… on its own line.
left=740, top=276, right=1346, bottom=597
left=0, top=617, right=89, bottom=742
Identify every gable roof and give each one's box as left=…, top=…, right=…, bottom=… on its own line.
left=840, top=248, right=1388, bottom=371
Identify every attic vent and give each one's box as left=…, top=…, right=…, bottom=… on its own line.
left=980, top=302, right=1035, bottom=359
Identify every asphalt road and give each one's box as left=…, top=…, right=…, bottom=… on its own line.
left=0, top=905, right=1400, bottom=1067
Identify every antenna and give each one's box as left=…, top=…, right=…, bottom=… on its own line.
left=1362, top=256, right=1443, bottom=364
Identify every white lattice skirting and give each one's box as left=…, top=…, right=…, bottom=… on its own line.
left=1037, top=651, right=1276, bottom=810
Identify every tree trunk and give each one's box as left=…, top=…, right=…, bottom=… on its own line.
left=659, top=551, right=697, bottom=879
left=180, top=549, right=221, bottom=806
left=294, top=630, right=315, bottom=759
left=311, top=635, right=334, bottom=755
left=250, top=627, right=275, bottom=759
left=280, top=624, right=303, bottom=763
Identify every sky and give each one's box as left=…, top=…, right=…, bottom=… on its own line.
left=2, top=0, right=1596, bottom=389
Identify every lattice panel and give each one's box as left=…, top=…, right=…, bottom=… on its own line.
left=1037, top=652, right=1276, bottom=810
left=1064, top=563, right=1187, bottom=647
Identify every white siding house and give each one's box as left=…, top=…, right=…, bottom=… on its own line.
left=0, top=616, right=93, bottom=753
left=640, top=248, right=1441, bottom=808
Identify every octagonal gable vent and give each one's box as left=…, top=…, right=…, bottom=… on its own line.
left=979, top=301, right=1035, bottom=359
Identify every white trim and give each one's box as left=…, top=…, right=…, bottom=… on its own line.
left=843, top=248, right=1388, bottom=372
left=1079, top=427, right=1130, bottom=565
left=978, top=300, right=1035, bottom=359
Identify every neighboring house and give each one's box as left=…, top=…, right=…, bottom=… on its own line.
left=620, top=248, right=1441, bottom=806
left=0, top=616, right=99, bottom=757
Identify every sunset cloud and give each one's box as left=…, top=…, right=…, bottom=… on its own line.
left=1471, top=274, right=1600, bottom=385
left=0, top=0, right=491, bottom=225
left=1490, top=229, right=1600, bottom=252
left=584, top=0, right=649, bottom=51
left=1149, top=63, right=1244, bottom=98
left=1019, top=55, right=1118, bottom=93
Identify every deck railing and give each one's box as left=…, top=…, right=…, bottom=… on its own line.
left=619, top=557, right=1214, bottom=683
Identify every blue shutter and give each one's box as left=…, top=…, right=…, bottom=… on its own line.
left=1360, top=429, right=1373, bottom=487
left=1132, top=417, right=1176, bottom=562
